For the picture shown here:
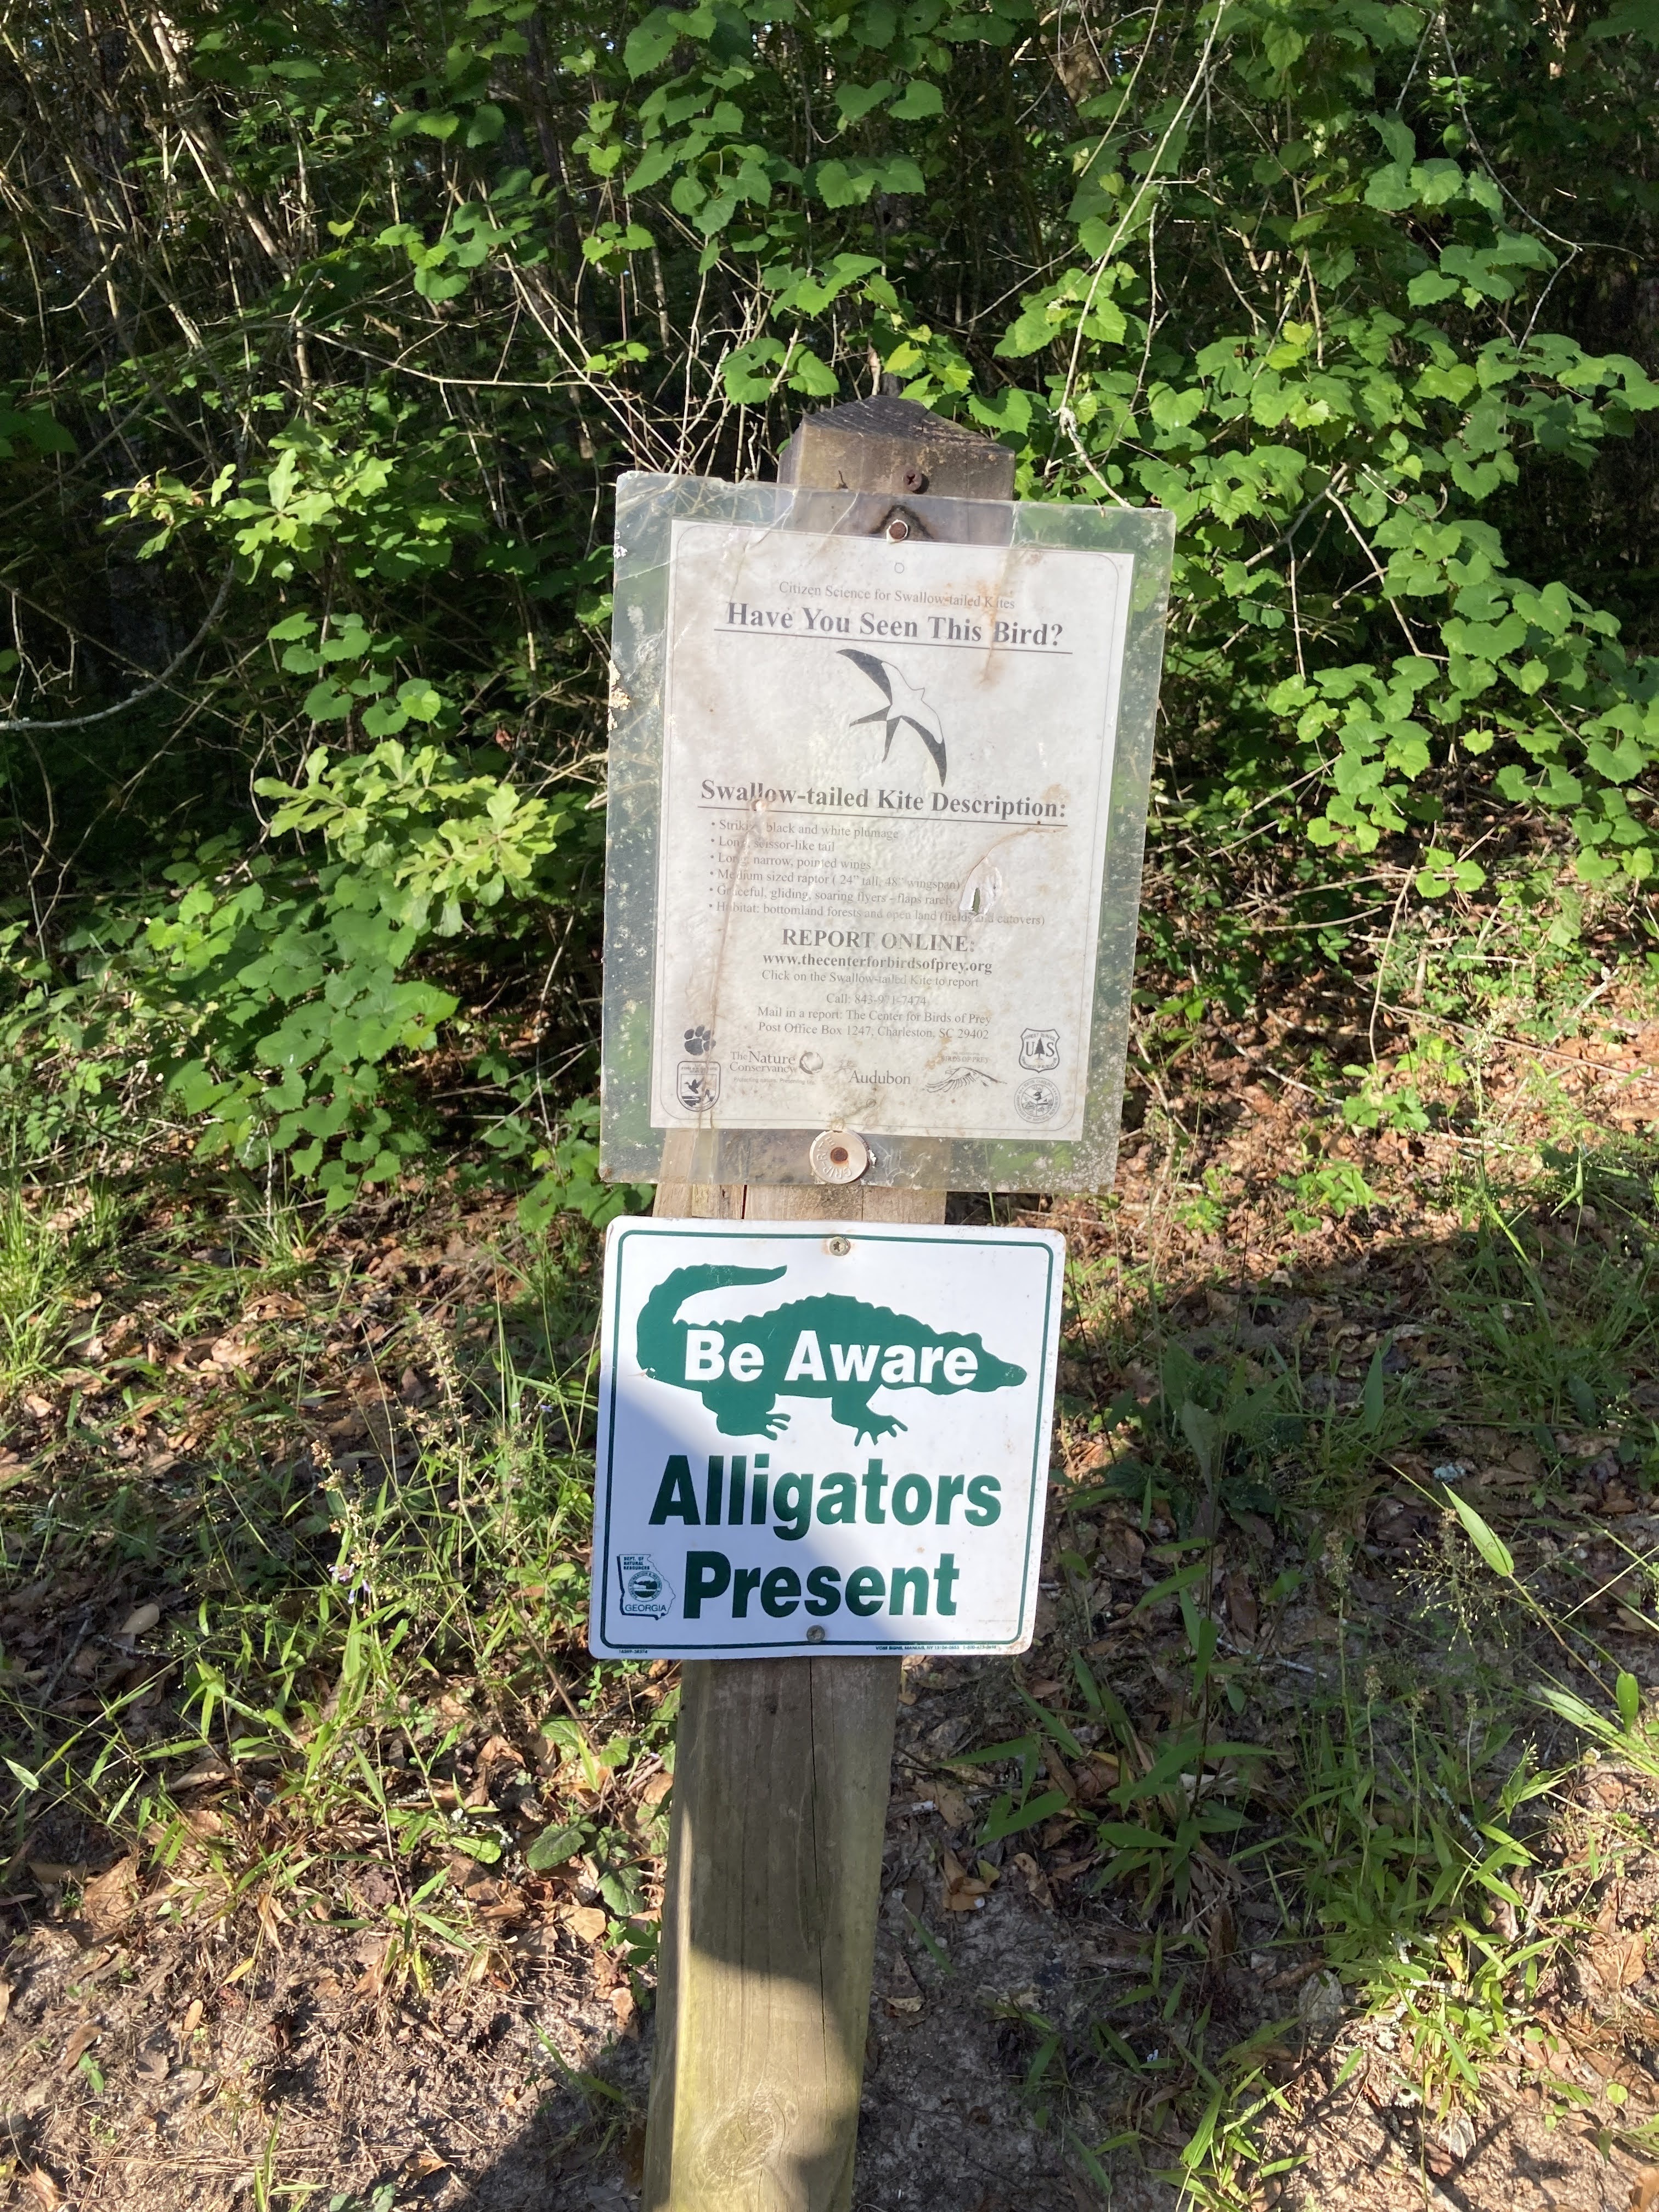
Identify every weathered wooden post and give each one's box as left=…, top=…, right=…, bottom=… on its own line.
left=644, top=399, right=1013, bottom=2212
left=592, top=394, right=1172, bottom=2212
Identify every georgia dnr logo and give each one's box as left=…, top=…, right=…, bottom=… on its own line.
left=1015, top=1076, right=1060, bottom=1124
left=617, top=1554, right=673, bottom=1618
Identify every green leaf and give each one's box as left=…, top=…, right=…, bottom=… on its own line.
left=1262, top=22, right=1304, bottom=70
left=1446, top=1486, right=1515, bottom=1579
left=889, top=78, right=944, bottom=119
left=968, top=385, right=1033, bottom=433
left=836, top=79, right=893, bottom=125
left=525, top=1821, right=586, bottom=1871
left=786, top=346, right=839, bottom=397
left=1178, top=1397, right=1218, bottom=1480
left=1360, top=1345, right=1386, bottom=1435
left=1369, top=112, right=1416, bottom=166
left=1585, top=736, right=1646, bottom=783
left=0, top=407, right=76, bottom=455
left=980, top=1787, right=1069, bottom=1843
left=1408, top=269, right=1461, bottom=306
left=302, top=679, right=356, bottom=722
left=1135, top=1556, right=1213, bottom=1613
left=1364, top=163, right=1415, bottom=211
left=811, top=158, right=871, bottom=207
left=995, top=290, right=1066, bottom=358
left=624, top=8, right=682, bottom=75
left=1588, top=0, right=1659, bottom=44
left=1094, top=1820, right=1170, bottom=1848
left=396, top=680, right=444, bottom=723
left=721, top=337, right=785, bottom=400
left=877, top=154, right=925, bottom=195
left=951, top=1732, right=1040, bottom=1769
left=1535, top=1684, right=1612, bottom=1736
left=1617, top=1671, right=1641, bottom=1729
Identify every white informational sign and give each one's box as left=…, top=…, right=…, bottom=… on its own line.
left=650, top=522, right=1135, bottom=1143
left=589, top=1217, right=1064, bottom=1658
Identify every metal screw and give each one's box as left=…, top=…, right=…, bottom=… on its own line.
left=806, top=1626, right=827, bottom=1643
left=900, top=466, right=928, bottom=493
left=825, top=1235, right=852, bottom=1256
left=885, top=517, right=910, bottom=541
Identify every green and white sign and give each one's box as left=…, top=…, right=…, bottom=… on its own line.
left=589, top=1217, right=1064, bottom=1658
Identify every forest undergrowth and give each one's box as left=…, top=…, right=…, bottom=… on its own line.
left=4, top=871, right=1659, bottom=2212
left=3, top=4, right=1659, bottom=2203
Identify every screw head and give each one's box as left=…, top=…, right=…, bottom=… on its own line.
left=900, top=465, right=928, bottom=492
left=825, top=1235, right=852, bottom=1256
left=806, top=1626, right=827, bottom=1643
left=885, top=517, right=910, bottom=541
left=810, top=1128, right=870, bottom=1184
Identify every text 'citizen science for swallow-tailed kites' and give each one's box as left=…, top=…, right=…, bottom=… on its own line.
left=589, top=1217, right=1063, bottom=1660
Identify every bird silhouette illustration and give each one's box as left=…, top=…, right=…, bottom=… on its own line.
left=838, top=650, right=948, bottom=783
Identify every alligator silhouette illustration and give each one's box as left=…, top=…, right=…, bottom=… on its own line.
left=636, top=1263, right=1025, bottom=1443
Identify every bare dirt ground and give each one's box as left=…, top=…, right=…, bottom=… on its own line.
left=5, top=997, right=1659, bottom=2211
left=7, top=1644, right=1659, bottom=2212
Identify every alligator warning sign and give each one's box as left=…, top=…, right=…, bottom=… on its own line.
left=589, top=1216, right=1064, bottom=1658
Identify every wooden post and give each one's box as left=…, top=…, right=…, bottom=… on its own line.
left=641, top=399, right=1016, bottom=2212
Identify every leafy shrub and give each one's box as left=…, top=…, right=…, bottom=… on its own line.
left=1, top=0, right=1656, bottom=1200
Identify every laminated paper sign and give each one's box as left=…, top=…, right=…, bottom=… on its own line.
left=589, top=1217, right=1064, bottom=1658
left=651, top=522, right=1135, bottom=1143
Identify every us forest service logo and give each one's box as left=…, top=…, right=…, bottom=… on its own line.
left=617, top=1554, right=673, bottom=1618
left=677, top=1060, right=720, bottom=1110
left=1019, top=1028, right=1061, bottom=1073
left=1015, top=1076, right=1060, bottom=1124
left=635, top=1262, right=1026, bottom=1444
left=839, top=651, right=948, bottom=783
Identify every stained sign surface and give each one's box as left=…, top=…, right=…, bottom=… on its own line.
left=650, top=523, right=1133, bottom=1143
left=589, top=1216, right=1064, bottom=1658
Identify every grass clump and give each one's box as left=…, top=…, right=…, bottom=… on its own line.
left=0, top=1182, right=123, bottom=1401
left=968, top=1126, right=1659, bottom=2207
